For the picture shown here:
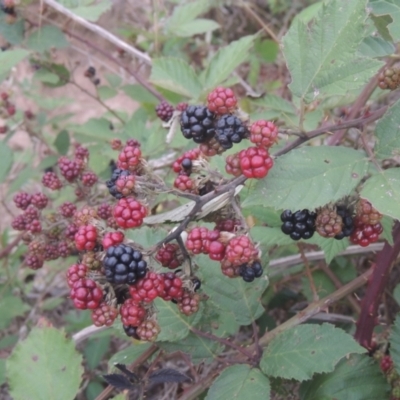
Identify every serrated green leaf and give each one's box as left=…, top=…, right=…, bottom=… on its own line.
left=360, top=169, right=400, bottom=220
left=171, top=18, right=219, bottom=37
left=375, top=98, right=400, bottom=160
left=108, top=342, right=152, bottom=371
left=206, top=365, right=270, bottom=400
left=0, top=141, right=14, bottom=184
left=299, top=353, right=390, bottom=400
left=391, top=314, right=400, bottom=374
left=54, top=130, right=70, bottom=155
left=260, top=323, right=364, bottom=381
left=166, top=0, right=212, bottom=33
left=370, top=0, right=400, bottom=42
left=251, top=94, right=297, bottom=121
left=243, top=146, right=368, bottom=211
left=307, top=235, right=350, bottom=264
left=0, top=49, right=30, bottom=77
left=159, top=332, right=222, bottom=364
left=26, top=26, right=68, bottom=52
left=97, top=86, right=118, bottom=101
left=124, top=226, right=168, bottom=248
left=150, top=57, right=202, bottom=98
left=250, top=226, right=295, bottom=247
left=84, top=337, right=110, bottom=370
left=202, top=35, right=256, bottom=92
left=155, top=298, right=203, bottom=342
left=71, top=118, right=113, bottom=142
left=199, top=256, right=268, bottom=326
left=69, top=0, right=112, bottom=21
left=0, top=296, right=29, bottom=330
left=7, top=326, right=83, bottom=400
left=254, top=38, right=279, bottom=63
left=283, top=0, right=383, bottom=102
left=292, top=1, right=323, bottom=24
left=122, top=84, right=158, bottom=104
left=358, top=36, right=395, bottom=58
left=381, top=215, right=394, bottom=245
left=0, top=15, right=24, bottom=44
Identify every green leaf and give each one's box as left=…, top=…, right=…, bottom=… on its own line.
left=69, top=1, right=112, bottom=22
left=199, top=256, right=268, bottom=326
left=375, top=98, right=400, bottom=160
left=370, top=0, right=400, bottom=42
left=283, top=0, right=383, bottom=102
left=0, top=15, right=24, bottom=45
left=393, top=284, right=400, bottom=306
left=122, top=84, right=158, bottom=104
left=299, top=353, right=390, bottom=399
left=243, top=146, right=368, bottom=211
left=155, top=298, right=203, bottom=342
left=260, top=323, right=364, bottom=381
left=202, top=35, right=256, bottom=92
left=150, top=57, right=202, bottom=98
left=381, top=214, right=394, bottom=245
left=254, top=38, right=279, bottom=63
left=33, top=69, right=60, bottom=85
left=97, top=86, right=118, bottom=101
left=307, top=235, right=350, bottom=264
left=358, top=36, right=395, bottom=58
left=159, top=332, right=222, bottom=364
left=390, top=314, right=400, bottom=374
left=7, top=326, right=83, bottom=400
left=0, top=141, right=14, bottom=184
left=251, top=226, right=295, bottom=247
left=108, top=343, right=152, bottom=371
left=251, top=94, right=297, bottom=122
left=206, top=365, right=270, bottom=400
left=0, top=49, right=30, bottom=77
left=26, top=26, right=68, bottom=52
left=166, top=0, right=212, bottom=33
left=360, top=169, right=400, bottom=220
left=171, top=18, right=219, bottom=37
left=84, top=337, right=110, bottom=370
left=54, top=130, right=70, bottom=155
left=0, top=296, right=29, bottom=330
left=72, top=118, right=113, bottom=142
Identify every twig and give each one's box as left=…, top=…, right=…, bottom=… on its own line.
left=354, top=222, right=400, bottom=349
left=42, top=0, right=152, bottom=65
left=72, top=324, right=109, bottom=344
left=258, top=267, right=374, bottom=347
left=178, top=370, right=222, bottom=400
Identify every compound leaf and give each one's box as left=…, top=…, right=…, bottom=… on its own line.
left=243, top=146, right=368, bottom=211
left=360, top=169, right=400, bottom=221
left=260, top=323, right=364, bottom=381
left=7, top=326, right=83, bottom=400
left=206, top=365, right=270, bottom=400
left=283, top=0, right=382, bottom=102
left=299, top=353, right=390, bottom=399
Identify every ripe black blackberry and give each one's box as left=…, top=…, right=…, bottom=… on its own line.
left=103, top=244, right=148, bottom=285
left=239, top=260, right=263, bottom=282
left=155, top=101, right=174, bottom=122
left=281, top=209, right=316, bottom=240
left=214, top=115, right=248, bottom=149
left=180, top=105, right=215, bottom=143
left=123, top=325, right=140, bottom=339
left=334, top=205, right=354, bottom=240
left=106, top=168, right=131, bottom=199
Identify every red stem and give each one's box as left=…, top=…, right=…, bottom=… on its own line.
left=354, top=222, right=400, bottom=349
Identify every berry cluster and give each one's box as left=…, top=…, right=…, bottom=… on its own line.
left=280, top=209, right=317, bottom=240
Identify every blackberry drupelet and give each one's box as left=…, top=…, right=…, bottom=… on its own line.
left=281, top=209, right=316, bottom=240
left=180, top=105, right=215, bottom=143
left=106, top=168, right=131, bottom=199
left=103, top=244, right=147, bottom=285
left=334, top=205, right=354, bottom=240
left=239, top=260, right=263, bottom=282
left=215, top=115, right=248, bottom=149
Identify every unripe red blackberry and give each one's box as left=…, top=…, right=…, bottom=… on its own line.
left=176, top=102, right=188, bottom=112
left=117, top=145, right=142, bottom=172
left=42, top=171, right=62, bottom=190
left=65, top=223, right=78, bottom=240
left=113, top=197, right=148, bottom=229
left=70, top=278, right=104, bottom=310
left=25, top=253, right=44, bottom=270
left=58, top=156, right=83, bottom=182
left=155, top=243, right=183, bottom=269
left=115, top=173, right=136, bottom=197
left=7, top=104, right=15, bottom=116
left=128, top=272, right=165, bottom=303
left=0, top=125, right=8, bottom=134
left=27, top=219, right=42, bottom=234
left=174, top=175, right=196, bottom=192
left=207, top=86, right=237, bottom=115
left=185, top=227, right=220, bottom=254
left=315, top=207, right=343, bottom=238
left=180, top=105, right=216, bottom=143
left=91, top=303, right=118, bottom=327
left=380, top=355, right=393, bottom=373
left=73, top=205, right=97, bottom=227
left=106, top=168, right=132, bottom=199
left=249, top=120, right=278, bottom=148
left=350, top=219, right=383, bottom=247
left=356, top=198, right=382, bottom=225
left=160, top=272, right=183, bottom=301
left=225, top=235, right=258, bottom=266
left=225, top=153, right=242, bottom=177
left=137, top=319, right=160, bottom=341
left=155, top=101, right=174, bottom=122
left=81, top=171, right=98, bottom=187
left=74, top=225, right=98, bottom=251
left=215, top=115, right=248, bottom=149
left=23, top=206, right=40, bottom=224
left=199, top=137, right=225, bottom=157
left=126, top=139, right=141, bottom=147
left=67, top=263, right=88, bottom=288
left=172, top=148, right=201, bottom=173
left=177, top=291, right=200, bottom=316
left=120, top=298, right=147, bottom=327
left=43, top=243, right=60, bottom=261
left=97, top=202, right=113, bottom=220
left=208, top=240, right=226, bottom=261
left=74, top=144, right=89, bottom=160
left=239, top=146, right=273, bottom=179
left=31, top=192, right=48, bottom=209
left=28, top=240, right=46, bottom=256
left=220, top=258, right=240, bottom=278
left=59, top=202, right=77, bottom=218
left=58, top=240, right=72, bottom=258
left=102, top=231, right=125, bottom=249
left=13, top=191, right=32, bottom=210
left=214, top=218, right=240, bottom=233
